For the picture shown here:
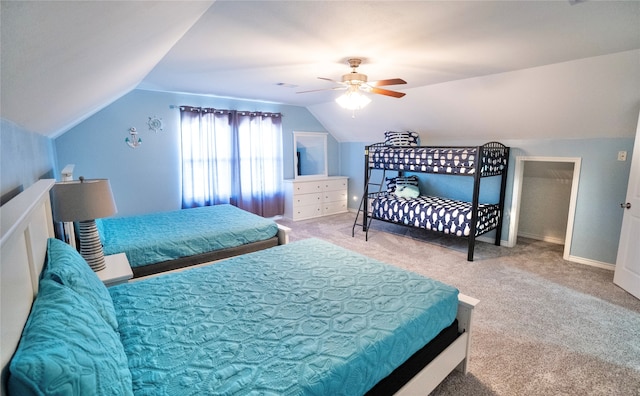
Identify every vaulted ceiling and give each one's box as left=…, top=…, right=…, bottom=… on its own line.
left=2, top=1, right=639, bottom=142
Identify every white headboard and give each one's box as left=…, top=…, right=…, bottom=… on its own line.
left=0, top=179, right=55, bottom=395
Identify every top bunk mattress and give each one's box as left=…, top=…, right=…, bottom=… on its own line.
left=98, top=204, right=279, bottom=268
left=367, top=143, right=508, bottom=176
left=109, top=238, right=459, bottom=396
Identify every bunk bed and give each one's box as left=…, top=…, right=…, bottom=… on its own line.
left=354, top=138, right=509, bottom=261
left=1, top=180, right=479, bottom=396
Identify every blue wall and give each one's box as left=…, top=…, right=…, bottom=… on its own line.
left=5, top=90, right=634, bottom=266
left=3, top=88, right=634, bottom=266
left=54, top=89, right=339, bottom=217
left=339, top=137, right=634, bottom=265
left=1, top=118, right=56, bottom=203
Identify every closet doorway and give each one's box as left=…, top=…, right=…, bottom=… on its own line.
left=508, top=156, right=581, bottom=261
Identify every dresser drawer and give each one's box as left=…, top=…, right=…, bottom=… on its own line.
left=293, top=204, right=322, bottom=220
left=293, top=192, right=322, bottom=206
left=323, top=200, right=348, bottom=215
left=323, top=178, right=347, bottom=191
left=293, top=181, right=322, bottom=195
left=324, top=189, right=347, bottom=203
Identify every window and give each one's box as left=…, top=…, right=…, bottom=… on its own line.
left=180, top=107, right=284, bottom=217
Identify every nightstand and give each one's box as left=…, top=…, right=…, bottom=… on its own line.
left=96, top=253, right=133, bottom=286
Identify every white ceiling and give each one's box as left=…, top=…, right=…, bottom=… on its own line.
left=0, top=1, right=214, bottom=136
left=2, top=1, right=639, bottom=142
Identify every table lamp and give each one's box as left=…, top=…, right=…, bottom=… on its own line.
left=51, top=177, right=117, bottom=271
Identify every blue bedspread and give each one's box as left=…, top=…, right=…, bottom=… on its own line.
left=109, top=238, right=459, bottom=396
left=98, top=205, right=279, bottom=268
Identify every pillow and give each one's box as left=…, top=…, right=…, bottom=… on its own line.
left=386, top=175, right=419, bottom=193
left=384, top=131, right=420, bottom=147
left=8, top=279, right=134, bottom=396
left=394, top=184, right=420, bottom=199
left=41, top=238, right=119, bottom=331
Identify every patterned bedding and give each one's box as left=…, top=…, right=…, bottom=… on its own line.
left=368, top=145, right=508, bottom=176
left=98, top=204, right=279, bottom=268
left=109, top=238, right=459, bottom=396
left=372, top=194, right=501, bottom=237
left=369, top=146, right=477, bottom=174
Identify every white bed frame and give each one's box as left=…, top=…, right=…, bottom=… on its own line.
left=0, top=179, right=478, bottom=396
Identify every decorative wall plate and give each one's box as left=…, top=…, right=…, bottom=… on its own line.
left=147, top=116, right=163, bottom=133
left=125, top=127, right=142, bottom=149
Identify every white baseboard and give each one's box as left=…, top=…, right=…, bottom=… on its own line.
left=566, top=255, right=615, bottom=271
left=517, top=231, right=564, bottom=245
left=516, top=234, right=616, bottom=270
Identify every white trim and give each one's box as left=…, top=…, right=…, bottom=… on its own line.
left=293, top=131, right=328, bottom=179
left=505, top=158, right=524, bottom=248
left=1, top=180, right=56, bottom=392
left=276, top=223, right=291, bottom=245
left=516, top=231, right=565, bottom=245
left=394, top=294, right=478, bottom=396
left=567, top=255, right=615, bottom=271
left=564, top=158, right=582, bottom=261
left=508, top=156, right=581, bottom=261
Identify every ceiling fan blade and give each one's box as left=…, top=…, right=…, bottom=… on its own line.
left=369, top=78, right=407, bottom=87
left=296, top=86, right=345, bottom=94
left=318, top=77, right=343, bottom=84
left=297, top=76, right=348, bottom=93
left=369, top=87, right=406, bottom=98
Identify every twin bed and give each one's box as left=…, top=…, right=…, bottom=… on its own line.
left=1, top=179, right=479, bottom=395
left=96, top=204, right=289, bottom=277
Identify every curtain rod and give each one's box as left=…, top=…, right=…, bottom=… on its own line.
left=169, top=105, right=283, bottom=117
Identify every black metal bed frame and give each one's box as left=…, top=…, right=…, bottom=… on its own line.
left=352, top=141, right=510, bottom=261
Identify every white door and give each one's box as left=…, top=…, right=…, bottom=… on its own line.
left=614, top=111, right=640, bottom=299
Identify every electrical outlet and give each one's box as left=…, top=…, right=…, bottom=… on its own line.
left=618, top=151, right=627, bottom=161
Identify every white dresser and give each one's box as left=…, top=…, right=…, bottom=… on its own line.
left=284, top=177, right=348, bottom=221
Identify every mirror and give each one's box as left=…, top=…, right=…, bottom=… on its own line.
left=294, top=132, right=328, bottom=179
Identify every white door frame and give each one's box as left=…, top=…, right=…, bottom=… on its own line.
left=507, top=156, right=581, bottom=262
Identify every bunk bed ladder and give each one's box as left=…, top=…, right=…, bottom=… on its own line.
left=352, top=147, right=386, bottom=241
left=351, top=169, right=386, bottom=241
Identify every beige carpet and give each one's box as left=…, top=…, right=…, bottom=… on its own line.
left=276, top=212, right=640, bottom=396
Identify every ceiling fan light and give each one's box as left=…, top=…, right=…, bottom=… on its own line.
left=342, top=72, right=367, bottom=84
left=336, top=91, right=371, bottom=110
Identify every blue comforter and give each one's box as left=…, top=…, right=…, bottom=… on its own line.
left=98, top=205, right=279, bottom=268
left=109, top=238, right=459, bottom=396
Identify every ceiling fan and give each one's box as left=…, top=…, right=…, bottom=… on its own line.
left=298, top=58, right=407, bottom=100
